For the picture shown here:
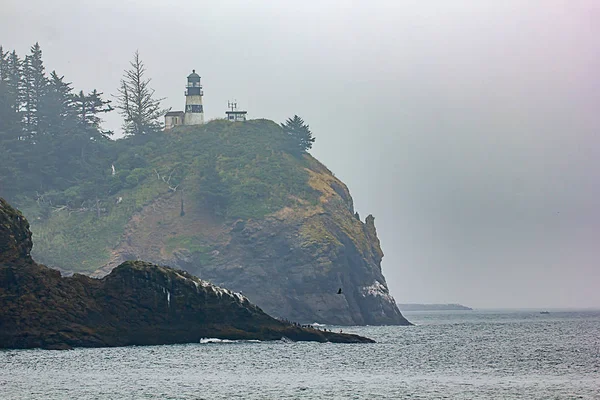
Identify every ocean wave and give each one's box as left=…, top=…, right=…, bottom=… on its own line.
left=199, top=338, right=262, bottom=344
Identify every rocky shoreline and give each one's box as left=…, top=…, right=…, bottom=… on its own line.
left=0, top=197, right=374, bottom=349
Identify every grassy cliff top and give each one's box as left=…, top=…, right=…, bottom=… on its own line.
left=21, top=119, right=349, bottom=272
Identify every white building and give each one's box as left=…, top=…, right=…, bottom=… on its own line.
left=225, top=101, right=247, bottom=122
left=164, top=111, right=184, bottom=130
left=164, top=70, right=204, bottom=130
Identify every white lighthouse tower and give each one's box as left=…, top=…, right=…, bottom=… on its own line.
left=183, top=70, right=204, bottom=125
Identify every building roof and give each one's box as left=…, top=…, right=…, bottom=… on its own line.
left=165, top=111, right=185, bottom=116
left=187, top=69, right=201, bottom=81
left=226, top=110, right=248, bottom=114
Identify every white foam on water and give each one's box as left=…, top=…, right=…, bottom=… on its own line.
left=199, top=338, right=262, bottom=344
left=199, top=338, right=237, bottom=344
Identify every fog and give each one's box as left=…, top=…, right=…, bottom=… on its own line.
left=2, top=0, right=599, bottom=308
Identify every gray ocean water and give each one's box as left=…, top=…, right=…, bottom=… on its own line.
left=1, top=310, right=599, bottom=399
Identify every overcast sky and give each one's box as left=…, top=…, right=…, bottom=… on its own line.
left=2, top=0, right=599, bottom=308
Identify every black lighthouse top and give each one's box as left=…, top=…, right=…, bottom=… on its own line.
left=186, top=70, right=202, bottom=96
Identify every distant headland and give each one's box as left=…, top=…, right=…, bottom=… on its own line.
left=398, top=303, right=473, bottom=311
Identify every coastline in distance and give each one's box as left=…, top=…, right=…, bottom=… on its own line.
left=398, top=303, right=473, bottom=311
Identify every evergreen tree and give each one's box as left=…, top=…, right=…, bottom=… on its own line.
left=280, top=115, right=315, bottom=155
left=114, top=51, right=167, bottom=136
left=0, top=48, right=25, bottom=197
left=46, top=87, right=113, bottom=186
left=39, top=71, right=75, bottom=137
left=0, top=46, right=11, bottom=138
left=0, top=50, right=22, bottom=143
left=0, top=46, right=15, bottom=192
left=73, top=89, right=113, bottom=136
left=7, top=51, right=23, bottom=122
left=0, top=46, right=7, bottom=81
left=22, top=43, right=48, bottom=138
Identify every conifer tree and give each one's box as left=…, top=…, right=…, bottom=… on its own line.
left=0, top=46, right=15, bottom=185
left=39, top=71, right=75, bottom=137
left=0, top=46, right=7, bottom=81
left=280, top=115, right=315, bottom=155
left=0, top=43, right=115, bottom=200
left=22, top=43, right=48, bottom=138
left=0, top=50, right=22, bottom=146
left=114, top=51, right=167, bottom=136
left=74, top=89, right=113, bottom=135
left=0, top=46, right=11, bottom=137
left=7, top=51, right=23, bottom=120
left=70, top=89, right=113, bottom=171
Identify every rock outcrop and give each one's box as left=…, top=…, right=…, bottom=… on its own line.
left=0, top=197, right=32, bottom=264
left=0, top=198, right=374, bottom=349
left=21, top=120, right=410, bottom=326
left=94, top=157, right=410, bottom=325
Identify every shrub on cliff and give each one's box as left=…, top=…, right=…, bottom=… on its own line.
left=280, top=115, right=315, bottom=156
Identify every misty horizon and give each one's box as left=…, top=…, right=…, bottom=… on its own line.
left=2, top=0, right=599, bottom=309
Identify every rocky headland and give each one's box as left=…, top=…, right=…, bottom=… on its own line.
left=0, top=197, right=374, bottom=349
left=13, top=120, right=410, bottom=326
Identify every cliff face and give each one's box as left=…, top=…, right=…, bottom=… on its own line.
left=0, top=197, right=32, bottom=264
left=0, top=197, right=373, bottom=349
left=92, top=156, right=409, bottom=326
left=21, top=120, right=409, bottom=326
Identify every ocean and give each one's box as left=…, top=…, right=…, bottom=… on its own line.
left=1, top=310, right=599, bottom=399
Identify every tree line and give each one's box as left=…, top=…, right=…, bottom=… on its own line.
left=0, top=42, right=316, bottom=211
left=0, top=43, right=169, bottom=202
left=0, top=43, right=115, bottom=201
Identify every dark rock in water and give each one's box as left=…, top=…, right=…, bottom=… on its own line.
left=0, top=197, right=374, bottom=349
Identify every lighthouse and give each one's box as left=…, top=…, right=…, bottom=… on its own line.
left=183, top=69, right=204, bottom=125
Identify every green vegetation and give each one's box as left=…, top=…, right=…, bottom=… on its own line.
left=280, top=115, right=315, bottom=155
left=4, top=120, right=322, bottom=272
left=0, top=42, right=321, bottom=273
left=164, top=235, right=209, bottom=254
left=115, top=51, right=168, bottom=136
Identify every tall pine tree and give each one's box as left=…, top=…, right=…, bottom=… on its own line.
left=70, top=89, right=113, bottom=174
left=114, top=51, right=167, bottom=137
left=0, top=46, right=11, bottom=139
left=280, top=115, right=315, bottom=156
left=74, top=89, right=113, bottom=136
left=39, top=71, right=75, bottom=137
left=0, top=50, right=22, bottom=143
left=22, top=43, right=48, bottom=139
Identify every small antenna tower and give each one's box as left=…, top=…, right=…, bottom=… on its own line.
left=228, top=100, right=238, bottom=112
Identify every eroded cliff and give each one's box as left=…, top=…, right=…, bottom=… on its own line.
left=0, top=197, right=374, bottom=349
left=20, top=120, right=409, bottom=325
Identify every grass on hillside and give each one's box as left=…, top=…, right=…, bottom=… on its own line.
left=24, top=119, right=322, bottom=272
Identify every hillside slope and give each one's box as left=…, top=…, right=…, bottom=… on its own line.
left=17, top=119, right=409, bottom=325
